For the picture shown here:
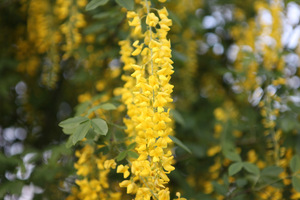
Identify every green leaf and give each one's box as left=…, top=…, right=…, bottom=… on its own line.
left=62, top=127, right=76, bottom=135
left=66, top=136, right=73, bottom=148
left=75, top=102, right=90, bottom=115
left=93, top=12, right=118, bottom=19
left=0, top=181, right=24, bottom=198
left=87, top=103, right=117, bottom=115
left=115, top=0, right=134, bottom=10
left=58, top=116, right=89, bottom=129
left=170, top=109, right=185, bottom=126
left=290, top=155, right=300, bottom=173
left=83, top=23, right=106, bottom=35
left=116, top=151, right=127, bottom=161
left=292, top=175, right=300, bottom=192
left=222, top=174, right=229, bottom=187
left=212, top=181, right=227, bottom=196
left=72, top=121, right=91, bottom=145
left=223, top=150, right=242, bottom=162
left=222, top=141, right=242, bottom=162
left=127, top=142, right=136, bottom=150
left=0, top=154, right=22, bottom=174
left=236, top=178, right=248, bottom=188
left=127, top=151, right=139, bottom=159
left=229, top=162, right=243, bottom=176
left=280, top=116, right=298, bottom=132
left=169, top=135, right=192, bottom=154
left=86, top=0, right=109, bottom=11
left=261, top=166, right=283, bottom=177
left=107, top=122, right=126, bottom=129
left=91, top=118, right=108, bottom=135
left=86, top=129, right=97, bottom=140
left=99, top=103, right=117, bottom=110
left=243, top=162, right=260, bottom=176
left=95, top=145, right=109, bottom=155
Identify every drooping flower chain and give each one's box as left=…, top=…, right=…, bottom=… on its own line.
left=118, top=1, right=181, bottom=200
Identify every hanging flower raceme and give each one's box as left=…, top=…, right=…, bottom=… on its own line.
left=67, top=144, right=121, bottom=200
left=118, top=1, right=182, bottom=199
left=231, top=0, right=287, bottom=166
left=55, top=0, right=87, bottom=59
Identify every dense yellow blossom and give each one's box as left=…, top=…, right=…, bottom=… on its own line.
left=118, top=1, right=181, bottom=199
left=68, top=145, right=121, bottom=200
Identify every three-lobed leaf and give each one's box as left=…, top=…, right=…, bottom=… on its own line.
left=86, top=0, right=109, bottom=11
left=228, top=162, right=260, bottom=177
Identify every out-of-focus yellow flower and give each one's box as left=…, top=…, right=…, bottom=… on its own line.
left=207, top=145, right=221, bottom=157
left=78, top=92, right=91, bottom=103
left=104, top=159, right=116, bottom=169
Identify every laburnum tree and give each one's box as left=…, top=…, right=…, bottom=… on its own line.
left=1, top=0, right=300, bottom=200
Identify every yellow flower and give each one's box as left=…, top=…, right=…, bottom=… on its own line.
left=207, top=145, right=221, bottom=157
left=104, top=159, right=116, bottom=169
left=174, top=192, right=187, bottom=200
left=214, top=108, right=227, bottom=122
left=132, top=40, right=144, bottom=56
left=146, top=13, right=159, bottom=27
left=78, top=92, right=91, bottom=103
left=158, top=189, right=170, bottom=200
left=136, top=188, right=151, bottom=200
left=247, top=149, right=257, bottom=163
left=117, top=164, right=130, bottom=178
left=119, top=1, right=176, bottom=199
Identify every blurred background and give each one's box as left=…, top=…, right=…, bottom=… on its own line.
left=1, top=0, right=300, bottom=199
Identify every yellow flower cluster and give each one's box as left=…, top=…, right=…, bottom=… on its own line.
left=67, top=145, right=121, bottom=200
left=231, top=19, right=259, bottom=91
left=256, top=0, right=285, bottom=72
left=55, top=0, right=87, bottom=59
left=27, top=0, right=61, bottom=54
left=18, top=0, right=62, bottom=88
left=257, top=186, right=283, bottom=200
left=118, top=1, right=182, bottom=199
left=232, top=0, right=285, bottom=92
left=17, top=0, right=87, bottom=88
left=231, top=0, right=286, bottom=166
